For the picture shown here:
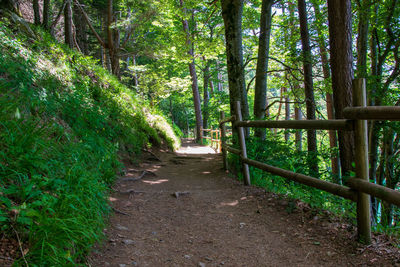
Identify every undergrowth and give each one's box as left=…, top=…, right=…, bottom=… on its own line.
left=227, top=130, right=400, bottom=241
left=227, top=131, right=356, bottom=221
left=0, top=19, right=179, bottom=266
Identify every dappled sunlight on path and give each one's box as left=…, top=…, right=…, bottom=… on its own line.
left=176, top=138, right=217, bottom=155
left=89, top=139, right=398, bottom=266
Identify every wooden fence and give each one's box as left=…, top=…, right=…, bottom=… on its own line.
left=201, top=128, right=232, bottom=153
left=219, top=78, right=400, bottom=244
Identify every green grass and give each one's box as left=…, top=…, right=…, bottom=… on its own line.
left=0, top=19, right=179, bottom=265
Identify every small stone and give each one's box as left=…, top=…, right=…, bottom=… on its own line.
left=104, top=262, right=110, bottom=266
left=119, top=264, right=126, bottom=267
left=239, top=222, right=246, bottom=228
left=205, top=257, right=212, bottom=261
left=116, top=224, right=129, bottom=231
left=122, top=239, right=135, bottom=245
left=327, top=251, right=335, bottom=257
left=152, top=231, right=157, bottom=235
left=220, top=262, right=225, bottom=265
left=184, top=255, right=191, bottom=259
left=198, top=262, right=206, bottom=267
left=131, top=261, right=138, bottom=266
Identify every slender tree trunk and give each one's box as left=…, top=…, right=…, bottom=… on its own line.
left=298, top=0, right=318, bottom=174
left=33, top=0, right=41, bottom=25
left=221, top=0, right=249, bottom=136
left=203, top=60, right=210, bottom=130
left=285, top=88, right=290, bottom=142
left=64, top=0, right=74, bottom=48
left=209, top=80, right=215, bottom=95
left=180, top=0, right=203, bottom=142
left=73, top=1, right=88, bottom=54
left=107, top=0, right=120, bottom=77
left=217, top=60, right=223, bottom=92
left=43, top=0, right=50, bottom=29
left=295, top=105, right=303, bottom=151
left=253, top=0, right=273, bottom=140
left=381, top=128, right=395, bottom=226
left=327, top=0, right=355, bottom=176
left=312, top=1, right=340, bottom=178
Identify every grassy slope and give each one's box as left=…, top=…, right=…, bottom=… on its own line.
left=0, top=19, right=179, bottom=265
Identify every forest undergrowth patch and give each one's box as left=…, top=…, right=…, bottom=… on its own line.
left=227, top=131, right=400, bottom=245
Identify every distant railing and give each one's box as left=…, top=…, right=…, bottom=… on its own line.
left=200, top=128, right=232, bottom=153
left=219, top=78, right=400, bottom=244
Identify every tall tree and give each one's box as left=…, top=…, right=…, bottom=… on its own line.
left=73, top=1, right=88, bottom=54
left=43, top=0, right=50, bottom=29
left=203, top=59, right=210, bottom=130
left=312, top=0, right=339, bottom=178
left=298, top=0, right=318, bottom=174
left=179, top=0, right=203, bottom=142
left=327, top=0, right=355, bottom=176
left=33, top=0, right=41, bottom=25
left=64, top=0, right=74, bottom=48
left=221, top=0, right=249, bottom=131
left=253, top=0, right=273, bottom=140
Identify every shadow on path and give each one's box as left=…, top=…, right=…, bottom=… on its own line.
left=89, top=139, right=397, bottom=266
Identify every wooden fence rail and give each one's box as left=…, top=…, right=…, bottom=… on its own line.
left=219, top=78, right=400, bottom=245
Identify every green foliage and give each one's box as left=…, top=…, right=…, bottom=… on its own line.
left=227, top=132, right=356, bottom=221
left=0, top=20, right=178, bottom=265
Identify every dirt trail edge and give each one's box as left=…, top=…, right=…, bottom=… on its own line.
left=89, top=140, right=399, bottom=267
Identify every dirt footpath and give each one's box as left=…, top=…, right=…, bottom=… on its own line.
left=89, top=140, right=399, bottom=267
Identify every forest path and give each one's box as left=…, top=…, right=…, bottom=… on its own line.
left=89, top=139, right=395, bottom=267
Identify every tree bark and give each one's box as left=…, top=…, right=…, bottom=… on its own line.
left=312, top=1, right=340, bottom=178
left=253, top=0, right=273, bottom=140
left=203, top=60, right=210, bottom=130
left=43, top=0, right=50, bottom=29
left=356, top=0, right=371, bottom=78
left=107, top=0, right=120, bottom=77
left=64, top=0, right=74, bottom=48
left=180, top=0, right=203, bottom=142
left=33, top=0, right=41, bottom=25
left=73, top=1, right=88, bottom=54
left=295, top=105, right=303, bottom=151
left=327, top=0, right=355, bottom=176
left=221, top=0, right=249, bottom=136
left=298, top=0, right=318, bottom=174
left=284, top=88, right=290, bottom=142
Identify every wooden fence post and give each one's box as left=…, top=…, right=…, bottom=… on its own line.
left=353, top=78, right=372, bottom=244
left=235, top=101, right=251, bottom=185
left=220, top=111, right=228, bottom=170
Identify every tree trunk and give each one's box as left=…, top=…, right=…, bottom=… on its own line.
left=64, top=0, right=74, bottom=48
left=285, top=88, right=290, bottom=142
left=43, top=0, right=50, bottom=29
left=107, top=0, right=120, bottom=77
left=209, top=80, right=215, bottom=95
left=203, top=60, right=210, bottom=130
left=73, top=1, right=88, bottom=54
left=33, top=0, right=40, bottom=25
left=381, top=128, right=395, bottom=227
left=298, top=0, right=318, bottom=175
left=356, top=0, right=371, bottom=78
left=217, top=60, right=223, bottom=92
left=253, top=0, right=273, bottom=140
left=295, top=105, right=303, bottom=151
left=180, top=0, right=203, bottom=142
left=312, top=1, right=340, bottom=178
left=221, top=0, right=249, bottom=136
left=327, top=0, right=355, bottom=176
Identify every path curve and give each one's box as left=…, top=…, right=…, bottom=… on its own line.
left=89, top=140, right=398, bottom=266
